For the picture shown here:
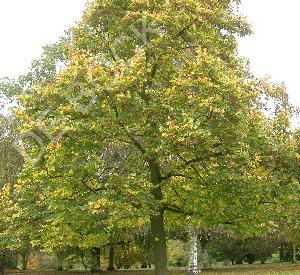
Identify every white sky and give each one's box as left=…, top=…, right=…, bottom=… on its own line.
left=0, top=0, right=299, bottom=106
left=0, top=0, right=86, bottom=77
left=239, top=0, right=300, bottom=107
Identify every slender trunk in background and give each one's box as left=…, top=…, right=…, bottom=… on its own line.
left=197, top=238, right=203, bottom=270
left=187, top=228, right=199, bottom=275
left=293, top=243, right=297, bottom=263
left=198, top=235, right=210, bottom=271
left=56, top=251, right=64, bottom=271
left=91, top=247, right=101, bottom=273
left=202, top=241, right=209, bottom=270
left=279, top=244, right=284, bottom=262
left=0, top=253, right=4, bottom=275
left=21, top=250, right=29, bottom=270
left=108, top=245, right=115, bottom=271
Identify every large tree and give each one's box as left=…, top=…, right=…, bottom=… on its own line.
left=13, top=1, right=292, bottom=274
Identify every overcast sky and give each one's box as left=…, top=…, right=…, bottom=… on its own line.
left=0, top=0, right=86, bottom=77
left=0, top=0, right=299, bottom=106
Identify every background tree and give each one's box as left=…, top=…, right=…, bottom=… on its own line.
left=0, top=114, right=23, bottom=273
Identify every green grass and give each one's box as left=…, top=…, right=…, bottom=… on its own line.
left=5, top=264, right=300, bottom=275
left=201, top=263, right=300, bottom=274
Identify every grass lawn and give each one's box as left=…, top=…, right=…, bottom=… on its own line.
left=5, top=264, right=300, bottom=275
left=202, top=263, right=300, bottom=274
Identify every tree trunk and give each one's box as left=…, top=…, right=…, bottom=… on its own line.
left=56, top=251, right=64, bottom=271
left=0, top=254, right=4, bottom=275
left=91, top=247, right=101, bottom=273
left=21, top=250, right=28, bottom=270
left=150, top=212, right=167, bottom=275
left=149, top=158, right=168, bottom=275
left=197, top=238, right=203, bottom=270
left=187, top=228, right=199, bottom=275
left=293, top=243, right=297, bottom=263
left=202, top=242, right=209, bottom=270
left=198, top=238, right=209, bottom=270
left=107, top=245, right=115, bottom=271
left=279, top=244, right=284, bottom=262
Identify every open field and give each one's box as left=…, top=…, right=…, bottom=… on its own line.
left=5, top=264, right=300, bottom=275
